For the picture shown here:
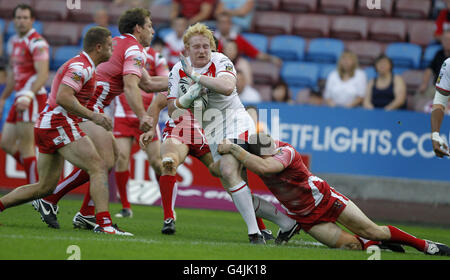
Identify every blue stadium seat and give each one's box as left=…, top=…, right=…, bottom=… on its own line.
left=157, top=27, right=173, bottom=40
left=319, top=63, right=336, bottom=80
left=241, top=33, right=268, bottom=53
left=306, top=38, right=344, bottom=64
left=281, top=62, right=320, bottom=90
left=52, top=46, right=82, bottom=70
left=364, top=66, right=377, bottom=81
left=385, top=42, right=422, bottom=69
left=269, top=35, right=305, bottom=61
left=421, top=44, right=443, bottom=68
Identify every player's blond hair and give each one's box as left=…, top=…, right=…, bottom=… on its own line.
left=183, top=23, right=216, bottom=51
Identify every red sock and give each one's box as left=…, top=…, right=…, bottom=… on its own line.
left=44, top=167, right=90, bottom=205
left=257, top=217, right=267, bottom=231
left=159, top=175, right=177, bottom=220
left=12, top=151, right=23, bottom=165
left=115, top=170, right=131, bottom=209
left=96, top=211, right=112, bottom=228
left=0, top=200, right=5, bottom=212
left=22, top=156, right=38, bottom=184
left=355, top=235, right=381, bottom=250
left=79, top=184, right=96, bottom=216
left=387, top=225, right=427, bottom=252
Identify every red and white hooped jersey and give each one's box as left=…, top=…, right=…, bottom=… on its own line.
left=87, top=33, right=146, bottom=112
left=260, top=141, right=332, bottom=217
left=8, top=28, right=49, bottom=94
left=36, top=51, right=96, bottom=129
left=114, top=46, right=169, bottom=119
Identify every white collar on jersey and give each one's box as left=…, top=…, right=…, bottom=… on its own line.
left=124, top=33, right=138, bottom=42
left=82, top=51, right=96, bottom=69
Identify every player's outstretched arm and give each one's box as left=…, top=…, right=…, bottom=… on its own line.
left=123, top=73, right=152, bottom=132
left=138, top=68, right=169, bottom=93
left=218, top=140, right=285, bottom=176
left=56, top=84, right=112, bottom=131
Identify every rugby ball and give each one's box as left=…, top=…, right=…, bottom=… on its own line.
left=178, top=76, right=208, bottom=111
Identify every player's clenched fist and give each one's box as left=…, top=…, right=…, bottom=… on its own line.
left=431, top=132, right=450, bottom=158
left=91, top=112, right=113, bottom=131
left=218, top=139, right=234, bottom=155
left=139, top=115, right=153, bottom=132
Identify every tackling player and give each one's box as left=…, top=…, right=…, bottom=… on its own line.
left=217, top=133, right=450, bottom=256
left=32, top=8, right=168, bottom=229
left=165, top=23, right=265, bottom=243
left=0, top=4, right=49, bottom=184
left=112, top=46, right=169, bottom=218
left=431, top=57, right=450, bottom=157
left=0, top=27, right=134, bottom=235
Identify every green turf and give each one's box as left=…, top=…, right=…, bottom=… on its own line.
left=0, top=199, right=449, bottom=260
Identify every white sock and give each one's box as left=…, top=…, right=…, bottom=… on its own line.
left=253, top=195, right=296, bottom=232
left=229, top=181, right=261, bottom=235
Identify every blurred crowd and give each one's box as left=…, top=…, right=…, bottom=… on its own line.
left=1, top=0, right=450, bottom=115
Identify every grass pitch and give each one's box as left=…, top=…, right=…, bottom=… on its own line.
left=0, top=198, right=449, bottom=260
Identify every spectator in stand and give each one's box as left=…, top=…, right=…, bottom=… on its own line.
left=222, top=40, right=253, bottom=86
left=435, top=0, right=450, bottom=41
left=214, top=0, right=255, bottom=32
left=170, top=0, right=215, bottom=26
left=416, top=31, right=450, bottom=111
left=323, top=51, right=367, bottom=108
left=214, top=12, right=282, bottom=67
left=272, top=80, right=293, bottom=104
left=236, top=70, right=261, bottom=103
left=162, top=16, right=188, bottom=69
left=80, top=8, right=120, bottom=45
left=363, top=55, right=407, bottom=111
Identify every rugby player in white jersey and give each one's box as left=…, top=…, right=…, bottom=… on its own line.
left=165, top=23, right=264, bottom=243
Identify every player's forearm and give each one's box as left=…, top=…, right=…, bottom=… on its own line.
left=0, top=73, right=16, bottom=101
left=147, top=93, right=167, bottom=129
left=56, top=91, right=94, bottom=120
left=197, top=75, right=235, bottom=96
left=139, top=76, right=169, bottom=93
left=229, top=144, right=267, bottom=176
left=124, top=84, right=147, bottom=119
left=431, top=105, right=445, bottom=133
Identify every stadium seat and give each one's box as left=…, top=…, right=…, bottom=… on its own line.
left=319, top=64, right=336, bottom=80
left=0, top=0, right=33, bottom=19
left=364, top=66, right=377, bottom=81
left=402, top=69, right=425, bottom=95
left=43, top=21, right=82, bottom=46
left=249, top=60, right=280, bottom=85
left=369, top=18, right=407, bottom=42
left=306, top=38, right=344, bottom=64
left=408, top=20, right=435, bottom=47
left=319, top=0, right=355, bottom=15
left=394, top=0, right=432, bottom=19
left=292, top=14, right=330, bottom=38
left=253, top=84, right=273, bottom=101
left=255, top=0, right=280, bottom=11
left=269, top=35, right=305, bottom=61
left=51, top=46, right=82, bottom=70
left=280, top=62, right=320, bottom=89
left=385, top=43, right=422, bottom=69
left=68, top=1, right=107, bottom=23
left=345, top=40, right=384, bottom=66
left=421, top=44, right=443, bottom=68
left=252, top=12, right=293, bottom=36
left=79, top=23, right=120, bottom=46
left=34, top=0, right=68, bottom=21
left=356, top=0, right=394, bottom=17
left=279, top=0, right=318, bottom=13
left=330, top=16, right=368, bottom=40
left=241, top=33, right=269, bottom=53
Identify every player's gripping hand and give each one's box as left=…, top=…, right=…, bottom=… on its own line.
left=91, top=112, right=113, bottom=131
left=180, top=55, right=201, bottom=83
left=139, top=115, right=153, bottom=132
left=432, top=132, right=450, bottom=158
left=218, top=139, right=234, bottom=155
left=139, top=130, right=154, bottom=149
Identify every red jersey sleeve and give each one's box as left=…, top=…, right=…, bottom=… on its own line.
left=29, top=37, right=49, bottom=62
left=123, top=45, right=146, bottom=78
left=271, top=146, right=295, bottom=169
left=61, top=63, right=85, bottom=93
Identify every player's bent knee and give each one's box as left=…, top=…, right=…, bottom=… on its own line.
left=161, top=155, right=178, bottom=175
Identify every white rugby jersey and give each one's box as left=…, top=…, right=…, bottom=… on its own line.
left=436, top=58, right=450, bottom=95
